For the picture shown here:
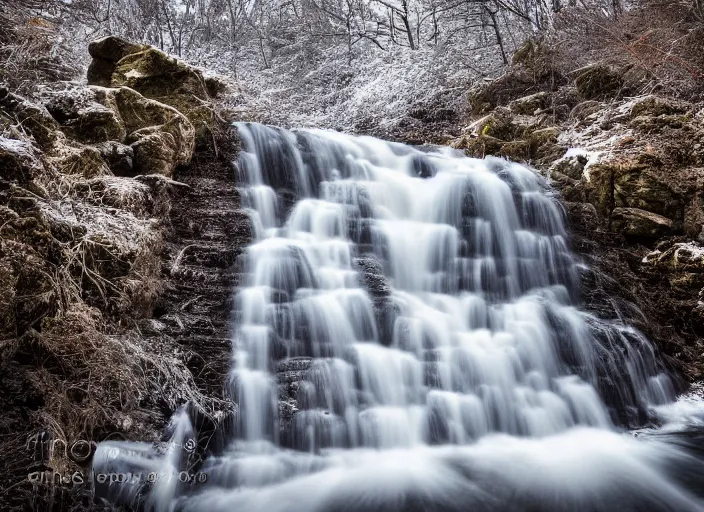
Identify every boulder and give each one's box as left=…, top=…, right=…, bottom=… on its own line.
left=508, top=92, right=550, bottom=115
left=109, top=48, right=214, bottom=143
left=87, top=36, right=149, bottom=87
left=126, top=126, right=188, bottom=176
left=115, top=89, right=195, bottom=175
left=611, top=207, right=673, bottom=239
left=0, top=88, right=60, bottom=149
left=45, top=92, right=126, bottom=144
left=574, top=64, right=624, bottom=100
left=88, top=36, right=148, bottom=63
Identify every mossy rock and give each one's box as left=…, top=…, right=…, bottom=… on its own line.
left=111, top=49, right=213, bottom=145
left=574, top=64, right=624, bottom=100
left=611, top=207, right=673, bottom=240
left=630, top=96, right=690, bottom=119
left=127, top=126, right=185, bottom=176
left=88, top=36, right=148, bottom=63
left=508, top=92, right=550, bottom=115
left=111, top=48, right=209, bottom=103
left=467, top=108, right=517, bottom=141
left=584, top=158, right=683, bottom=224
left=87, top=36, right=149, bottom=87
left=498, top=140, right=531, bottom=161
left=629, top=114, right=686, bottom=132
left=452, top=134, right=504, bottom=158
left=467, top=72, right=538, bottom=116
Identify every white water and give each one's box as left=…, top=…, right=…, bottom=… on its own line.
left=93, top=124, right=704, bottom=511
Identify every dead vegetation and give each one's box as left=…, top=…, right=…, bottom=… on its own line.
left=0, top=32, right=233, bottom=508
left=0, top=0, right=80, bottom=97
left=550, top=0, right=704, bottom=101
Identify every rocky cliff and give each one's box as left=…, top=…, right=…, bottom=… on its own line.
left=0, top=36, right=248, bottom=510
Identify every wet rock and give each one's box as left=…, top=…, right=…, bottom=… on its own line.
left=354, top=255, right=391, bottom=297
left=452, top=134, right=504, bottom=158
left=564, top=202, right=599, bottom=232
left=411, top=154, right=436, bottom=178
left=611, top=207, right=673, bottom=240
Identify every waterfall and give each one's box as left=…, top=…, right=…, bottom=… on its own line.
left=93, top=123, right=704, bottom=511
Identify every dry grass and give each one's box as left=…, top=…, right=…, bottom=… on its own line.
left=0, top=0, right=79, bottom=97
left=550, top=1, right=704, bottom=101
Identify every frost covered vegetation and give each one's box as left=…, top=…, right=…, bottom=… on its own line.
left=2, top=0, right=682, bottom=133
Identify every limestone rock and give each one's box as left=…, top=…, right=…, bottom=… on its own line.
left=111, top=48, right=209, bottom=101
left=109, top=48, right=213, bottom=143
left=127, top=126, right=186, bottom=176
left=611, top=207, right=673, bottom=239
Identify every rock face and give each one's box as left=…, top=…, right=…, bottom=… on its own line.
left=451, top=53, right=704, bottom=380
left=611, top=207, right=673, bottom=240
left=0, top=37, right=242, bottom=511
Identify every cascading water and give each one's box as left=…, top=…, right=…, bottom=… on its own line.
left=93, top=123, right=704, bottom=511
